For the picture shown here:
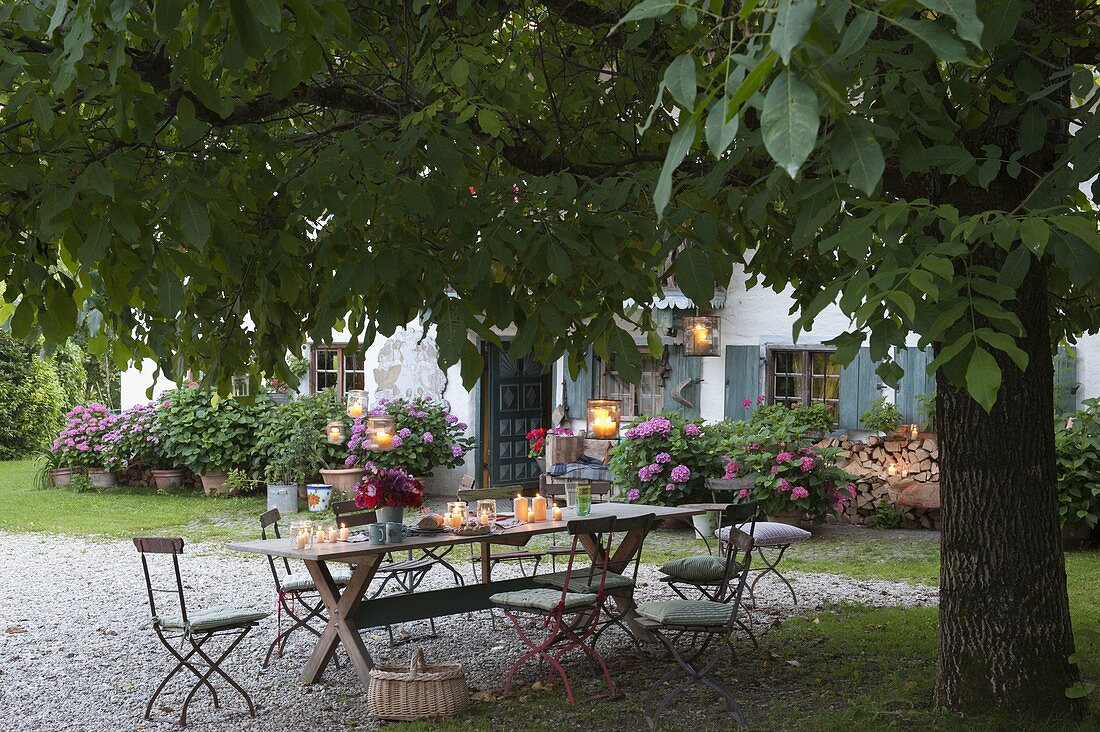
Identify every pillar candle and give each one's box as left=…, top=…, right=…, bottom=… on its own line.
left=552, top=505, right=563, bottom=521
left=339, top=523, right=349, bottom=541
left=531, top=495, right=548, bottom=522
left=514, top=496, right=529, bottom=522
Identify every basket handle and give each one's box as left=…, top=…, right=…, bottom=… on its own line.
left=409, top=648, right=426, bottom=676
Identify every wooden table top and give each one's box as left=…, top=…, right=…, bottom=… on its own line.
left=228, top=502, right=702, bottom=561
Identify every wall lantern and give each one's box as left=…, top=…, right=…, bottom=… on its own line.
left=587, top=399, right=622, bottom=440
left=346, top=390, right=368, bottom=419
left=325, top=419, right=346, bottom=445
left=367, top=414, right=396, bottom=451
left=682, top=314, right=721, bottom=357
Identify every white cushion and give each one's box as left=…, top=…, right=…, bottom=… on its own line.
left=716, top=521, right=810, bottom=547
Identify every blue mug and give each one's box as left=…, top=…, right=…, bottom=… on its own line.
left=367, top=523, right=386, bottom=546
left=385, top=522, right=408, bottom=544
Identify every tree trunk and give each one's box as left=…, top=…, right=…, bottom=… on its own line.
left=935, top=257, right=1082, bottom=716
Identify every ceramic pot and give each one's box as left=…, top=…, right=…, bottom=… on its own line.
left=319, top=467, right=367, bottom=496
left=306, top=484, right=333, bottom=512
left=87, top=467, right=117, bottom=489
left=691, top=512, right=717, bottom=541
left=49, top=467, right=72, bottom=487
left=377, top=506, right=404, bottom=524
left=200, top=471, right=229, bottom=496
left=151, top=469, right=186, bottom=490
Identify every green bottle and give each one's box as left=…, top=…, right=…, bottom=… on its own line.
left=576, top=483, right=592, bottom=516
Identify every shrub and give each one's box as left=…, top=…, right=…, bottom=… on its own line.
left=1055, top=398, right=1100, bottom=531
left=749, top=401, right=835, bottom=437
left=157, top=384, right=265, bottom=474
left=346, top=396, right=474, bottom=476
left=609, top=413, right=718, bottom=506
left=53, top=403, right=120, bottom=469
left=51, top=341, right=88, bottom=409
left=0, top=334, right=66, bottom=459
left=103, top=402, right=169, bottom=469
left=720, top=442, right=855, bottom=521
left=263, top=421, right=328, bottom=485
left=860, top=397, right=904, bottom=434
left=254, top=389, right=345, bottom=476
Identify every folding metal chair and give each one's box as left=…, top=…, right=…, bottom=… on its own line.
left=133, top=537, right=268, bottom=727
left=533, top=511, right=656, bottom=648
left=635, top=514, right=756, bottom=730
left=329, top=500, right=440, bottom=644
left=490, top=515, right=620, bottom=705
left=259, top=508, right=352, bottom=667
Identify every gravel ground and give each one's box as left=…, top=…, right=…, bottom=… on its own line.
left=0, top=531, right=937, bottom=732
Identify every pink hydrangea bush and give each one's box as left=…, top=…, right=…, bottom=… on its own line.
left=346, top=396, right=474, bottom=476
left=610, top=412, right=717, bottom=506
left=721, top=443, right=855, bottom=520
left=53, top=404, right=120, bottom=469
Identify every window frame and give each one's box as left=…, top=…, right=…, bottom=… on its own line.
left=764, top=345, right=841, bottom=421
left=309, top=345, right=367, bottom=397
left=596, top=350, right=665, bottom=420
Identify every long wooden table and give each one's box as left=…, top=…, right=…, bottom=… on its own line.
left=229, top=502, right=702, bottom=686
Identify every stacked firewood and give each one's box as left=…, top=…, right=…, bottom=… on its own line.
left=815, top=435, right=941, bottom=530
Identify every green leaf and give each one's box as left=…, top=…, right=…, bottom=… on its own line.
left=836, top=12, right=877, bottom=58
left=664, top=54, right=696, bottom=109
left=980, top=0, right=1021, bottom=48
left=155, top=0, right=188, bottom=32
left=229, top=0, right=267, bottom=57
left=247, top=0, right=282, bottom=31
left=761, top=70, right=820, bottom=179
left=674, top=246, right=715, bottom=307
left=965, top=345, right=1001, bottom=412
left=704, top=97, right=739, bottom=159
left=80, top=218, right=110, bottom=261
left=179, top=195, right=210, bottom=248
left=30, top=95, right=54, bottom=133
left=1065, top=682, right=1096, bottom=700
left=611, top=0, right=680, bottom=32
left=1019, top=218, right=1049, bottom=253
left=977, top=329, right=1028, bottom=372
left=477, top=108, right=501, bottom=137
left=771, top=0, right=816, bottom=65
left=606, top=326, right=642, bottom=383
left=449, top=58, right=469, bottom=87
left=1017, top=107, right=1046, bottom=156
left=727, top=52, right=776, bottom=113
left=1052, top=215, right=1099, bottom=244
left=654, top=121, right=696, bottom=219
left=832, top=117, right=885, bottom=195
left=46, top=0, right=68, bottom=35
left=892, top=18, right=971, bottom=63
left=918, top=0, right=984, bottom=47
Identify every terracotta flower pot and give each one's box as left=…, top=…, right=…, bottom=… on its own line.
left=49, top=467, right=72, bottom=487
left=151, top=469, right=186, bottom=490
left=200, top=471, right=229, bottom=496
left=319, top=467, right=367, bottom=495
left=86, top=467, right=117, bottom=489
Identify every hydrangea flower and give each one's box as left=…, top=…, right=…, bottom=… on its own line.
left=451, top=444, right=464, bottom=457
left=422, top=432, right=434, bottom=443
left=776, top=478, right=791, bottom=492
left=775, top=451, right=795, bottom=463
left=626, top=488, right=641, bottom=502
left=790, top=486, right=809, bottom=500
left=742, top=398, right=753, bottom=409
left=655, top=452, right=672, bottom=464
left=800, top=456, right=816, bottom=472
left=670, top=465, right=691, bottom=483
left=737, top=488, right=752, bottom=499
left=391, top=435, right=404, bottom=448
left=664, top=483, right=676, bottom=492
left=684, top=423, right=701, bottom=437
left=722, top=458, right=740, bottom=479
left=623, top=416, right=673, bottom=439
left=398, top=427, right=412, bottom=438
left=637, top=463, right=663, bottom=482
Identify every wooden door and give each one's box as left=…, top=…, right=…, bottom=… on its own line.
left=482, top=343, right=549, bottom=488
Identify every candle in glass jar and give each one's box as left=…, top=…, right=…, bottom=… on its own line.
left=339, top=523, right=349, bottom=541
left=552, top=504, right=563, bottom=521
left=294, top=531, right=308, bottom=550
left=348, top=403, right=364, bottom=418
left=591, top=409, right=617, bottom=439
left=479, top=512, right=490, bottom=526
left=531, top=495, right=548, bottom=522
left=514, top=496, right=529, bottom=522
left=373, top=431, right=394, bottom=449
left=910, top=423, right=918, bottom=439
left=887, top=464, right=897, bottom=477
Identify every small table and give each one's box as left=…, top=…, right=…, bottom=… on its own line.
left=229, top=502, right=702, bottom=686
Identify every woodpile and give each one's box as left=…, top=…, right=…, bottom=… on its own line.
left=816, top=435, right=941, bottom=530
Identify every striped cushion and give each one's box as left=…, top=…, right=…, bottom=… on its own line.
left=717, top=521, right=810, bottom=547
left=659, top=555, right=729, bottom=582
left=282, top=567, right=353, bottom=591
left=533, top=569, right=636, bottom=593
left=158, top=605, right=269, bottom=632
left=489, top=588, right=598, bottom=612
left=636, top=600, right=734, bottom=626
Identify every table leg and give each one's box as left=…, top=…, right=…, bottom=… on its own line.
left=480, top=540, right=492, bottom=584
left=303, top=556, right=382, bottom=685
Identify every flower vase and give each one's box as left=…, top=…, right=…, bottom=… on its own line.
left=377, top=506, right=404, bottom=524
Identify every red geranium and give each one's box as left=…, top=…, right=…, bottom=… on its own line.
left=526, top=428, right=548, bottom=458
left=354, top=467, right=426, bottom=510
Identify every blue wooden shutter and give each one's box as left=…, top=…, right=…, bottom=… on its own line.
left=663, top=345, right=702, bottom=418
left=895, top=347, right=935, bottom=424
left=839, top=347, right=880, bottom=431
left=724, top=345, right=761, bottom=420
left=563, top=348, right=594, bottom=419
left=1054, top=345, right=1078, bottom=415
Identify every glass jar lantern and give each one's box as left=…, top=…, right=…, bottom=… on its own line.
left=446, top=501, right=468, bottom=528
left=587, top=399, right=622, bottom=440
left=367, top=414, right=396, bottom=450
left=477, top=499, right=497, bottom=527
left=325, top=419, right=346, bottom=445
left=682, top=314, right=721, bottom=357
left=346, top=389, right=368, bottom=419
left=289, top=519, right=314, bottom=550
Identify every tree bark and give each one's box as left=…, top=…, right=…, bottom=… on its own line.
left=935, top=255, right=1083, bottom=716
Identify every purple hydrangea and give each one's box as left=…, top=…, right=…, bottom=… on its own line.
left=451, top=444, right=464, bottom=458
left=800, top=456, right=816, bottom=472
left=398, top=427, right=412, bottom=438
left=446, top=414, right=459, bottom=425
left=422, top=432, right=434, bottom=443
left=391, top=435, right=404, bottom=448
left=655, top=452, right=672, bottom=464
left=626, top=488, right=641, bottom=502
left=637, top=463, right=663, bottom=482
left=776, top=451, right=795, bottom=463
left=670, top=465, right=691, bottom=483
left=790, top=486, right=809, bottom=500
left=684, top=423, right=701, bottom=437
left=623, top=416, right=673, bottom=439
left=343, top=454, right=358, bottom=467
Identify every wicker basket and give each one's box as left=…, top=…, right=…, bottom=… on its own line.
left=367, top=649, right=470, bottom=721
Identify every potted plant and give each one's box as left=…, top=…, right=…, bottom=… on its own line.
left=345, top=396, right=474, bottom=481
left=262, top=421, right=324, bottom=508
left=526, top=426, right=574, bottom=472
left=53, top=403, right=120, bottom=488
left=256, top=389, right=347, bottom=499
left=609, top=413, right=717, bottom=514
left=353, top=466, right=426, bottom=523
left=1055, top=399, right=1100, bottom=548
left=158, top=384, right=263, bottom=495
left=860, top=397, right=904, bottom=436
left=102, top=402, right=184, bottom=489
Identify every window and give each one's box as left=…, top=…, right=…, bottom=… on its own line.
left=311, top=346, right=368, bottom=396
left=767, top=347, right=840, bottom=420
left=598, top=352, right=664, bottom=419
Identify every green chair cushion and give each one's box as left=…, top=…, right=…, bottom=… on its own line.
left=158, top=604, right=270, bottom=633
left=282, top=567, right=353, bottom=591
left=533, top=569, right=636, bottom=593
left=659, top=555, right=732, bottom=583
left=636, top=600, right=734, bottom=627
left=489, top=588, right=598, bottom=612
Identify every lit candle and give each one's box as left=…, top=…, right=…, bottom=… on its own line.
left=373, top=431, right=394, bottom=449
left=339, top=523, right=349, bottom=541
left=479, top=512, right=490, bottom=526
left=328, top=527, right=339, bottom=542
left=328, top=426, right=342, bottom=442
left=514, top=496, right=529, bottom=522
left=910, top=424, right=918, bottom=439
left=591, top=409, right=617, bottom=439
left=531, top=495, right=547, bottom=522
left=294, top=531, right=309, bottom=550
left=692, top=322, right=710, bottom=347
left=552, top=504, right=563, bottom=521
left=349, top=403, right=364, bottom=418
left=887, top=464, right=897, bottom=477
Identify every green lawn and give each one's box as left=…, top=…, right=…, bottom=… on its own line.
left=2, top=459, right=1097, bottom=729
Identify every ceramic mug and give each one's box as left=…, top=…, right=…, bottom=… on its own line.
left=367, top=523, right=386, bottom=546
left=385, top=522, right=408, bottom=544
